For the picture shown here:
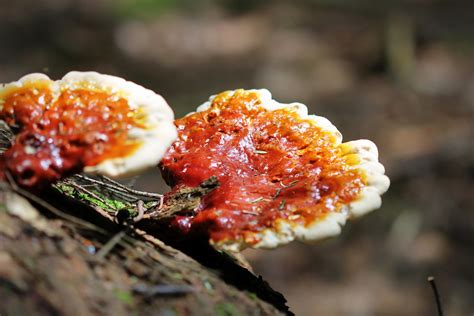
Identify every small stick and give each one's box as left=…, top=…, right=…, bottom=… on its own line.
left=74, top=174, right=129, bottom=193
left=427, top=276, right=444, bottom=316
left=74, top=174, right=163, bottom=199
left=96, top=201, right=148, bottom=258
left=98, top=185, right=143, bottom=202
left=100, top=175, right=163, bottom=198
left=4, top=170, right=19, bottom=191
left=95, top=229, right=128, bottom=260
left=73, top=174, right=113, bottom=186
left=64, top=179, right=114, bottom=210
left=132, top=283, right=195, bottom=297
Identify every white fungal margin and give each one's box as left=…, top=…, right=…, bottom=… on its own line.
left=0, top=73, right=55, bottom=108
left=60, top=71, right=177, bottom=178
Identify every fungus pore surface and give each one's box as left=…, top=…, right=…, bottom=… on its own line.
left=160, top=89, right=389, bottom=250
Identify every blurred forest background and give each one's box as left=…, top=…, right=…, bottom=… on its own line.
left=0, top=0, right=473, bottom=315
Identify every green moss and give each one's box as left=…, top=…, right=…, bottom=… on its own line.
left=114, top=289, right=134, bottom=306
left=214, top=302, right=245, bottom=316
left=171, top=272, right=184, bottom=280
left=55, top=183, right=74, bottom=195
left=144, top=200, right=159, bottom=209
left=246, top=292, right=258, bottom=301
left=55, top=183, right=133, bottom=214
left=103, top=197, right=128, bottom=211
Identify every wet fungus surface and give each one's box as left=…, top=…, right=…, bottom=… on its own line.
left=0, top=72, right=176, bottom=188
left=0, top=73, right=388, bottom=251
left=160, top=89, right=390, bottom=250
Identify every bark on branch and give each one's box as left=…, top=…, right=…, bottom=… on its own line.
left=0, top=177, right=292, bottom=316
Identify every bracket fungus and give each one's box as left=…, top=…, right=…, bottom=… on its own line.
left=0, top=71, right=177, bottom=188
left=160, top=89, right=390, bottom=251
left=0, top=73, right=389, bottom=252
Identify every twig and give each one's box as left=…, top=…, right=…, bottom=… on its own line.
left=427, top=276, right=444, bottom=316
left=64, top=179, right=115, bottom=211
left=73, top=174, right=163, bottom=204
left=95, top=229, right=129, bottom=260
left=97, top=185, right=143, bottom=202
left=132, top=283, right=196, bottom=298
left=73, top=174, right=126, bottom=191
left=100, top=175, right=163, bottom=198
left=4, top=170, right=19, bottom=191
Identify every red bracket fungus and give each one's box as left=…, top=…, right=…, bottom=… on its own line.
left=0, top=73, right=389, bottom=252
left=0, top=72, right=177, bottom=188
left=160, top=89, right=390, bottom=251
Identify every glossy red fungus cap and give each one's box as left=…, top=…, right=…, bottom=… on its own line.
left=160, top=89, right=390, bottom=251
left=0, top=72, right=177, bottom=188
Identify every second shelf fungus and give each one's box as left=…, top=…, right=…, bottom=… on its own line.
left=0, top=72, right=177, bottom=188
left=160, top=89, right=390, bottom=251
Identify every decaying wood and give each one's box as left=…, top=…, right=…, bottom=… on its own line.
left=0, top=177, right=292, bottom=316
